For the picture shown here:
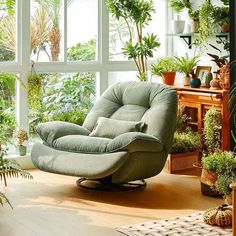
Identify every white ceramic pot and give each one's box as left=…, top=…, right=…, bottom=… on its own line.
left=171, top=20, right=185, bottom=34
left=183, top=75, right=191, bottom=86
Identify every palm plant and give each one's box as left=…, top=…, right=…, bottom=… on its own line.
left=35, top=0, right=74, bottom=61
left=0, top=16, right=16, bottom=53
left=31, top=5, right=52, bottom=60
left=175, top=54, right=200, bottom=77
left=106, top=0, right=160, bottom=81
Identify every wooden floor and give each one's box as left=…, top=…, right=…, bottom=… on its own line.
left=0, top=169, right=223, bottom=236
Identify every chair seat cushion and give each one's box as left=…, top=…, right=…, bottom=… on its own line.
left=51, top=132, right=163, bottom=154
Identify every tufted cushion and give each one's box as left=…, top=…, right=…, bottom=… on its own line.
left=89, top=117, right=145, bottom=139
left=51, top=132, right=163, bottom=154
left=83, top=82, right=178, bottom=153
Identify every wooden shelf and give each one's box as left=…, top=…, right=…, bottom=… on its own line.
left=174, top=86, right=230, bottom=151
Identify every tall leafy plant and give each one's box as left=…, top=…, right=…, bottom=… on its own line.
left=106, top=0, right=160, bottom=81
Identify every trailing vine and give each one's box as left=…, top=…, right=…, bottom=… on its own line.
left=28, top=73, right=43, bottom=110
left=198, top=0, right=214, bottom=45
left=203, top=106, right=222, bottom=152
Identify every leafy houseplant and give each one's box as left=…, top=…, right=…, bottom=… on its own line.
left=170, top=128, right=202, bottom=154
left=28, top=73, right=43, bottom=110
left=175, top=54, right=200, bottom=86
left=106, top=0, right=160, bottom=81
left=151, top=57, right=178, bottom=85
left=0, top=139, right=33, bottom=208
left=13, top=128, right=29, bottom=156
left=211, top=6, right=229, bottom=33
left=202, top=151, right=236, bottom=203
left=198, top=0, right=215, bottom=45
left=169, top=0, right=189, bottom=34
left=203, top=106, right=222, bottom=153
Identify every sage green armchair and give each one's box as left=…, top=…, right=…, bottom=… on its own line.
left=31, top=82, right=177, bottom=189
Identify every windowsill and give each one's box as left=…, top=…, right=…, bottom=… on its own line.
left=6, top=153, right=36, bottom=170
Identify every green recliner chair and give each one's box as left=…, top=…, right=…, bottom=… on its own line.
left=31, top=81, right=177, bottom=189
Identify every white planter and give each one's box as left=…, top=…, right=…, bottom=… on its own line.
left=171, top=20, right=185, bottom=34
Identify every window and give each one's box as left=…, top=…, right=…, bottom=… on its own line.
left=0, top=1, right=16, bottom=62
left=29, top=72, right=96, bottom=135
left=109, top=0, right=166, bottom=61
left=0, top=0, right=168, bottom=148
left=67, top=0, right=98, bottom=62
left=0, top=74, right=16, bottom=145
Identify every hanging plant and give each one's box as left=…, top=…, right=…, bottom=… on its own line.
left=28, top=73, right=43, bottom=110
left=198, top=0, right=215, bottom=45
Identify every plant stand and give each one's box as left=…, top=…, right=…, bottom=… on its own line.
left=167, top=151, right=200, bottom=174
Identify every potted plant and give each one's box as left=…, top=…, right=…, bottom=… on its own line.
left=151, top=57, right=178, bottom=85
left=211, top=6, right=229, bottom=33
left=202, top=151, right=236, bottom=204
left=13, top=128, right=29, bottom=156
left=189, top=10, right=200, bottom=33
left=200, top=106, right=222, bottom=196
left=106, top=0, right=160, bottom=81
left=169, top=0, right=187, bottom=34
left=175, top=54, right=200, bottom=86
left=167, top=107, right=202, bottom=173
left=198, top=0, right=215, bottom=45
left=0, top=136, right=32, bottom=208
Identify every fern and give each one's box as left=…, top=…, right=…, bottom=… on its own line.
left=0, top=191, right=12, bottom=208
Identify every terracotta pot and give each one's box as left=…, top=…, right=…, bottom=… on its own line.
left=162, top=72, right=176, bottom=86
left=219, top=65, right=230, bottom=90
left=210, top=75, right=221, bottom=90
left=191, top=21, right=199, bottom=33
left=183, top=75, right=191, bottom=86
left=221, top=23, right=230, bottom=33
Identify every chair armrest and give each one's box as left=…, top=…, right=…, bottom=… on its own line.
left=35, top=121, right=90, bottom=146
left=107, top=132, right=163, bottom=153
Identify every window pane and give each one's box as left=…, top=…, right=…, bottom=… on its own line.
left=108, top=72, right=138, bottom=87
left=30, top=0, right=64, bottom=62
left=67, top=0, right=97, bottom=62
left=29, top=72, right=96, bottom=135
left=0, top=1, right=16, bottom=62
left=109, top=0, right=166, bottom=61
left=0, top=74, right=16, bottom=144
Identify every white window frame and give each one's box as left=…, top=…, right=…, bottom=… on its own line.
left=0, top=0, right=169, bottom=133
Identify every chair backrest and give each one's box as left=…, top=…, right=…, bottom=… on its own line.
left=83, top=82, right=178, bottom=152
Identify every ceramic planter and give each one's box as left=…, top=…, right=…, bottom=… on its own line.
left=191, top=21, right=199, bottom=33
left=210, top=76, right=221, bottom=90
left=15, top=145, right=27, bottom=156
left=190, top=77, right=201, bottom=88
left=162, top=72, right=176, bottom=86
left=171, top=19, right=185, bottom=34
left=183, top=75, right=191, bottom=86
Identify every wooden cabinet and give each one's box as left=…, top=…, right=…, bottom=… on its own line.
left=174, top=86, right=230, bottom=151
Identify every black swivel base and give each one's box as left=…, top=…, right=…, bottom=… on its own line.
left=76, top=176, right=146, bottom=191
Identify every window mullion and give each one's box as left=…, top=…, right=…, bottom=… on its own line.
left=16, top=0, right=31, bottom=132
left=64, top=0, right=67, bottom=63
